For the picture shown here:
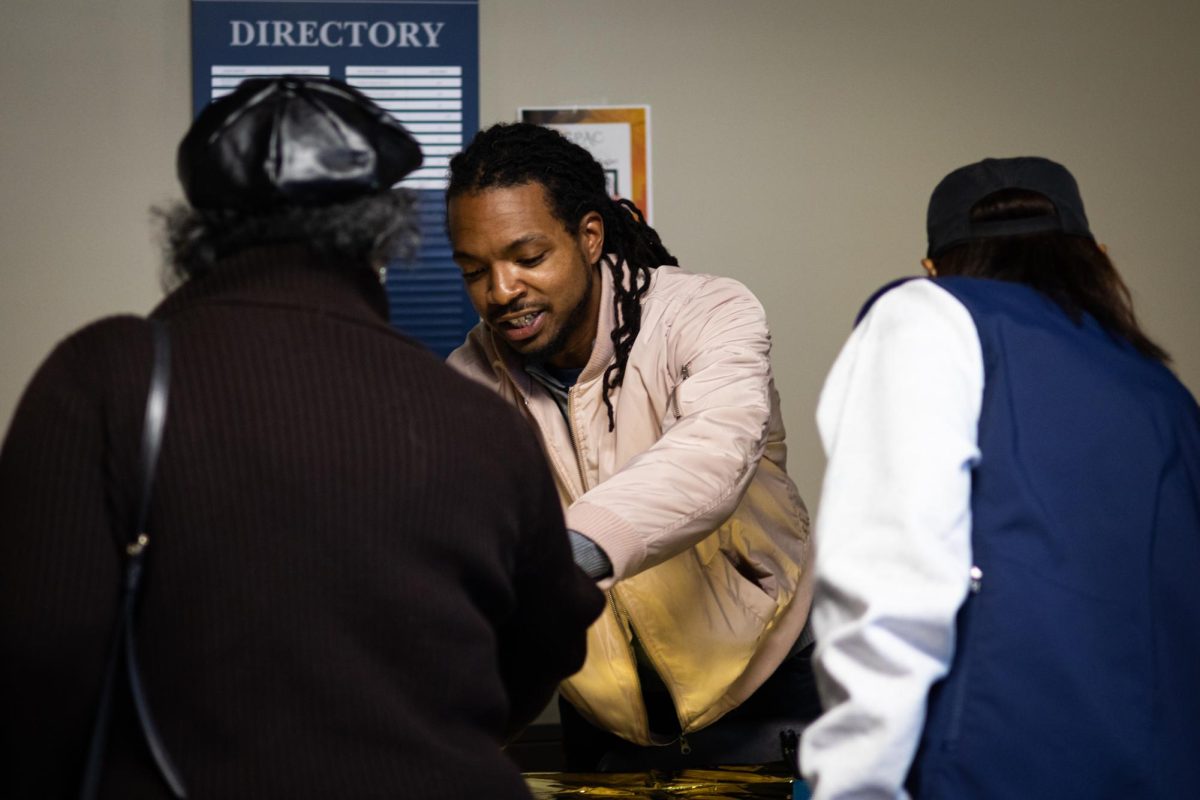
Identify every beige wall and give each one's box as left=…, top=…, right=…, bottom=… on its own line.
left=3, top=0, right=1198, bottom=512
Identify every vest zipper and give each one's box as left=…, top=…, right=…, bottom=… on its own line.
left=945, top=566, right=983, bottom=745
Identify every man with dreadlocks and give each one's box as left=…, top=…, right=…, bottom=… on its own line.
left=446, top=122, right=817, bottom=770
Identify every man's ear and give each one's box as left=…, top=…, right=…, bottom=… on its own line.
left=578, top=210, right=605, bottom=265
left=921, top=258, right=937, bottom=277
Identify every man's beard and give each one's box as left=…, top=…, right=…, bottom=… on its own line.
left=522, top=255, right=597, bottom=365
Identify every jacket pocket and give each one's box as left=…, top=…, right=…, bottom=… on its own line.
left=712, top=546, right=779, bottom=625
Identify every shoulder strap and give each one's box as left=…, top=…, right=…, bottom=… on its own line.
left=134, top=319, right=170, bottom=541
left=79, top=320, right=187, bottom=799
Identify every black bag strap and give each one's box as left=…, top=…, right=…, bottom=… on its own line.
left=79, top=319, right=187, bottom=800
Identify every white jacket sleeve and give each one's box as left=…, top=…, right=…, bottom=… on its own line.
left=566, top=276, right=775, bottom=580
left=800, top=280, right=983, bottom=800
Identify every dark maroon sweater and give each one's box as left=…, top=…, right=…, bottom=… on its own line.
left=0, top=246, right=603, bottom=799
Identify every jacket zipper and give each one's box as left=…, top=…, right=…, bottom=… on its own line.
left=566, top=387, right=590, bottom=496
left=570, top=372, right=691, bottom=744
left=671, top=363, right=691, bottom=420
left=504, top=350, right=656, bottom=741
left=606, top=587, right=653, bottom=737
left=499, top=357, right=583, bottom=502
left=567, top=383, right=652, bottom=737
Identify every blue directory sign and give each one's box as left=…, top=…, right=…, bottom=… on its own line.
left=191, top=0, right=480, bottom=356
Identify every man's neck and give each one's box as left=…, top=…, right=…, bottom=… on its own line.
left=545, top=339, right=594, bottom=371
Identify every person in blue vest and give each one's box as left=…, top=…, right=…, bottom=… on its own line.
left=799, top=156, right=1200, bottom=799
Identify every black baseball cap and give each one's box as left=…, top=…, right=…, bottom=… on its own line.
left=178, top=76, right=423, bottom=211
left=926, top=157, right=1093, bottom=258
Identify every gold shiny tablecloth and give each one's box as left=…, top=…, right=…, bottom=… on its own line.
left=525, top=767, right=807, bottom=799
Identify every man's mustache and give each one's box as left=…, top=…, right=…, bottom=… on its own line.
left=487, top=302, right=542, bottom=324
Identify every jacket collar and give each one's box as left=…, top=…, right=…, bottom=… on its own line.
left=580, top=255, right=619, bottom=382
left=153, top=244, right=390, bottom=324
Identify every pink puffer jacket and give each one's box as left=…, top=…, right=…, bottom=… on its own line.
left=448, top=262, right=812, bottom=744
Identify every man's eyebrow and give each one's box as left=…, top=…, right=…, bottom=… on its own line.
left=503, top=234, right=549, bottom=253
left=453, top=234, right=549, bottom=263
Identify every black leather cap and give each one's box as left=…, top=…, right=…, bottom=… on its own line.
left=178, top=76, right=423, bottom=211
left=926, top=157, right=1092, bottom=257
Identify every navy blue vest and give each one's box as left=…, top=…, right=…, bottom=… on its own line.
left=864, top=277, right=1200, bottom=798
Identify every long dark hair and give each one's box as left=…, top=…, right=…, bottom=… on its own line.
left=447, top=123, right=678, bottom=430
left=935, top=188, right=1169, bottom=362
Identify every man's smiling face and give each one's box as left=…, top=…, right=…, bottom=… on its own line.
left=449, top=181, right=604, bottom=368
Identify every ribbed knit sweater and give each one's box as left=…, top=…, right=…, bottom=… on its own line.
left=0, top=245, right=603, bottom=799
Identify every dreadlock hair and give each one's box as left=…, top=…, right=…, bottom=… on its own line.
left=448, top=122, right=678, bottom=430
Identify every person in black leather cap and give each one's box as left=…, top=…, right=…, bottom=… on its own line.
left=0, top=77, right=603, bottom=799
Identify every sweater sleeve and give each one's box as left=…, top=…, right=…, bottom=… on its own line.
left=799, top=280, right=983, bottom=800
left=0, top=327, right=134, bottom=792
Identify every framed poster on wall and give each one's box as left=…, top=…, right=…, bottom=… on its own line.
left=518, top=106, right=652, bottom=223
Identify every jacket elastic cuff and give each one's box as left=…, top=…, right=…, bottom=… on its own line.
left=566, top=502, right=644, bottom=585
